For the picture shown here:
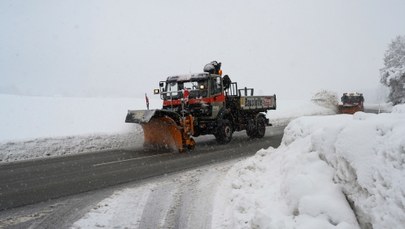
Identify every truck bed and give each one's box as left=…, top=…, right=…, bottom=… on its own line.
left=239, top=95, right=277, bottom=111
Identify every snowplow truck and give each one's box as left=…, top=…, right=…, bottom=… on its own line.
left=125, top=71, right=276, bottom=152
left=338, top=92, right=364, bottom=114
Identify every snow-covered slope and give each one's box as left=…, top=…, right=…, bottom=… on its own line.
left=0, top=94, right=159, bottom=162
left=212, top=105, right=405, bottom=229
left=0, top=94, right=160, bottom=142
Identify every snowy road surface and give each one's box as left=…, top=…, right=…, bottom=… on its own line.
left=0, top=127, right=284, bottom=210
left=0, top=159, right=245, bottom=229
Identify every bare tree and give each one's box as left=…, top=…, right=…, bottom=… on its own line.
left=380, top=35, right=405, bottom=105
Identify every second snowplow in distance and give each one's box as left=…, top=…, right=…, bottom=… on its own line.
left=338, top=92, right=364, bottom=114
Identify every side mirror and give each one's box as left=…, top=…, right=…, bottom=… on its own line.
left=159, top=82, right=164, bottom=87
left=153, top=89, right=160, bottom=94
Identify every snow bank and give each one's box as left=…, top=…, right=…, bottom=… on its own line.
left=213, top=106, right=405, bottom=228
left=392, top=103, right=405, bottom=113
left=0, top=129, right=145, bottom=162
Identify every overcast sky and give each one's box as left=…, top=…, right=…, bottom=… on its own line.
left=1, top=0, right=405, bottom=100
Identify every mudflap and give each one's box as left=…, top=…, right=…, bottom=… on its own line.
left=125, top=109, right=195, bottom=152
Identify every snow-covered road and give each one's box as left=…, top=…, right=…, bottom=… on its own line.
left=71, top=159, right=238, bottom=229
left=0, top=159, right=242, bottom=228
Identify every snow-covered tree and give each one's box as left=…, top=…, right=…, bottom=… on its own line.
left=380, top=35, right=405, bottom=105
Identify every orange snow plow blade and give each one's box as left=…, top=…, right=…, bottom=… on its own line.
left=125, top=110, right=195, bottom=152
left=142, top=116, right=183, bottom=150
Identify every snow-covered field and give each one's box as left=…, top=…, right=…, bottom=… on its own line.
left=0, top=94, right=160, bottom=162
left=1, top=94, right=403, bottom=229
left=0, top=94, right=161, bottom=142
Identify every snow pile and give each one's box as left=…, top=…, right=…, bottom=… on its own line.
left=0, top=129, right=144, bottom=162
left=213, top=107, right=405, bottom=228
left=392, top=103, right=405, bottom=113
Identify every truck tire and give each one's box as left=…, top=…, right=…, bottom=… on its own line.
left=246, top=115, right=266, bottom=138
left=215, top=120, right=233, bottom=144
left=255, top=115, right=266, bottom=138
left=246, top=123, right=256, bottom=138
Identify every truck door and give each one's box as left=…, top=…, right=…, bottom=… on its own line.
left=209, top=76, right=225, bottom=118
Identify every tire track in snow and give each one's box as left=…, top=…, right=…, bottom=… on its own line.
left=136, top=161, right=237, bottom=229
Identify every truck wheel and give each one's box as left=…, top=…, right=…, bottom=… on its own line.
left=255, top=116, right=266, bottom=138
left=215, top=120, right=233, bottom=144
left=247, top=116, right=266, bottom=138
left=246, top=125, right=256, bottom=138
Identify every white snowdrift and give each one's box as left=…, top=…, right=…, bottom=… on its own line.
left=212, top=105, right=405, bottom=229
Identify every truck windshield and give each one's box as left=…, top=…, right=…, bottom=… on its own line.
left=166, top=82, right=180, bottom=98
left=342, top=96, right=364, bottom=104
left=164, top=80, right=208, bottom=100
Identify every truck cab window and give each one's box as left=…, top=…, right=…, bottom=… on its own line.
left=166, top=82, right=179, bottom=98
left=210, top=77, right=222, bottom=95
